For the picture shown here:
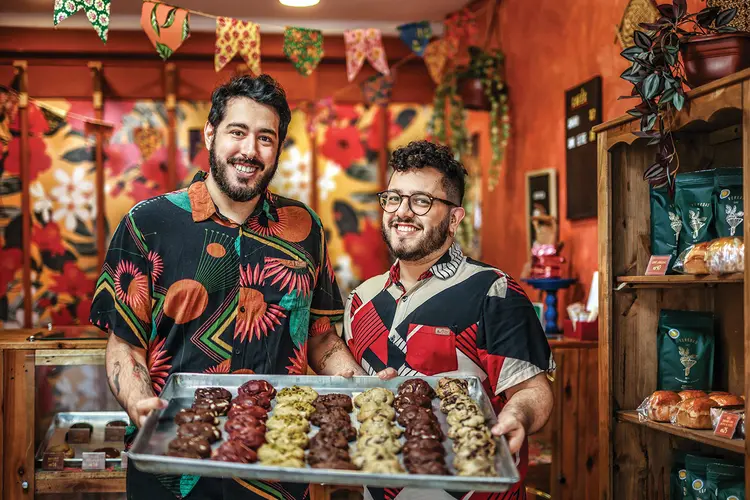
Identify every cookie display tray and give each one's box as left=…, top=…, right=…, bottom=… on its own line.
left=129, top=374, right=521, bottom=491
left=35, top=411, right=129, bottom=467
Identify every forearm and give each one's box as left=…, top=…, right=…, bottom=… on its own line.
left=106, top=333, right=155, bottom=419
left=308, top=331, right=366, bottom=376
left=502, top=375, right=553, bottom=435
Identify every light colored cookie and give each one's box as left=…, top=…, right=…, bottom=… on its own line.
left=258, top=443, right=305, bottom=463
left=451, top=427, right=493, bottom=448
left=276, top=386, right=318, bottom=404
left=454, top=456, right=497, bottom=477
left=439, top=394, right=476, bottom=414
left=453, top=441, right=496, bottom=460
left=265, top=429, right=309, bottom=449
left=358, top=418, right=403, bottom=438
left=352, top=447, right=399, bottom=468
left=361, top=459, right=404, bottom=474
left=436, top=377, right=469, bottom=399
left=261, top=456, right=306, bottom=468
left=273, top=400, right=316, bottom=418
left=356, top=401, right=396, bottom=422
left=265, top=414, right=310, bottom=433
left=446, top=410, right=485, bottom=429
left=357, top=433, right=402, bottom=454
left=354, top=388, right=395, bottom=408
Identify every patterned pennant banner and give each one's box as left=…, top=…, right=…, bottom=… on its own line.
left=215, top=17, right=261, bottom=74
left=397, top=21, right=432, bottom=57
left=444, top=8, right=478, bottom=44
left=343, top=29, right=390, bottom=82
left=361, top=74, right=394, bottom=106
left=141, top=3, right=190, bottom=60
left=54, top=0, right=111, bottom=43
left=283, top=27, right=324, bottom=77
left=423, top=38, right=458, bottom=84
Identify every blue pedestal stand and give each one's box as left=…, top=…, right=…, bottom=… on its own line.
left=523, top=278, right=577, bottom=335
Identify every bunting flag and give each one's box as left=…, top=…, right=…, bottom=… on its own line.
left=141, top=3, right=190, bottom=60
left=53, top=0, right=111, bottom=43
left=283, top=27, right=324, bottom=77
left=215, top=17, right=261, bottom=74
left=343, top=29, right=390, bottom=82
left=361, top=74, right=394, bottom=106
left=444, top=7, right=478, bottom=44
left=397, top=21, right=432, bottom=57
left=423, top=38, right=458, bottom=84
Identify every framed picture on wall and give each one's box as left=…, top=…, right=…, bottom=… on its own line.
left=525, top=168, right=558, bottom=250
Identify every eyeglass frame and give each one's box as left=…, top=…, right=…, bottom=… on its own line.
left=376, top=190, right=459, bottom=216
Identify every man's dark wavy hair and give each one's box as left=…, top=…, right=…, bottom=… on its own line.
left=208, top=74, right=292, bottom=147
left=388, top=140, right=467, bottom=205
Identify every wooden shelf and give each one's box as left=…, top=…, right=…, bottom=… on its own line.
left=615, top=274, right=744, bottom=288
left=35, top=470, right=126, bottom=493
left=616, top=411, right=744, bottom=454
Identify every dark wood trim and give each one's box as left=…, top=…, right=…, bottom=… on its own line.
left=14, top=61, right=31, bottom=329
left=165, top=63, right=178, bottom=191
left=89, top=62, right=106, bottom=270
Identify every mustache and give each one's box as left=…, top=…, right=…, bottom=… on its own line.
left=228, top=156, right=265, bottom=169
left=389, top=217, right=422, bottom=229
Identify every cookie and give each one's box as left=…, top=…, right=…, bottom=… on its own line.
left=358, top=418, right=403, bottom=438
left=195, top=387, right=232, bottom=402
left=404, top=450, right=446, bottom=468
left=238, top=380, right=276, bottom=399
left=311, top=460, right=358, bottom=470
left=175, top=408, right=219, bottom=426
left=394, top=393, right=432, bottom=412
left=446, top=410, right=484, bottom=429
left=228, top=404, right=269, bottom=421
left=309, top=406, right=351, bottom=427
left=168, top=436, right=211, bottom=459
left=310, top=429, right=350, bottom=450
left=192, top=398, right=230, bottom=416
left=176, top=422, right=221, bottom=443
left=361, top=459, right=404, bottom=474
left=212, top=440, right=258, bottom=463
left=258, top=443, right=305, bottom=463
left=454, top=456, right=497, bottom=477
left=225, top=414, right=266, bottom=433
left=454, top=442, right=496, bottom=461
left=228, top=427, right=266, bottom=450
left=357, top=433, right=402, bottom=454
left=407, top=461, right=450, bottom=475
left=320, top=422, right=357, bottom=441
left=265, top=429, right=310, bottom=449
left=398, top=379, right=436, bottom=399
left=354, top=388, right=395, bottom=408
left=439, top=394, right=477, bottom=414
left=265, top=414, right=310, bottom=433
left=403, top=438, right=445, bottom=456
left=314, top=393, right=353, bottom=412
left=396, top=406, right=438, bottom=427
left=452, top=428, right=494, bottom=449
left=231, top=393, right=273, bottom=411
left=276, top=386, right=318, bottom=404
left=307, top=446, right=350, bottom=466
left=273, top=400, right=316, bottom=418
left=405, top=421, right=444, bottom=441
left=356, top=401, right=396, bottom=422
left=436, top=377, right=469, bottom=399
left=352, top=447, right=399, bottom=468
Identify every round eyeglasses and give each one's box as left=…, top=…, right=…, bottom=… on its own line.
left=376, top=190, right=458, bottom=216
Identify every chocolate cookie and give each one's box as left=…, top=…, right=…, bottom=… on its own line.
left=168, top=436, right=211, bottom=459
left=224, top=414, right=265, bottom=434
left=394, top=393, right=432, bottom=412
left=228, top=404, right=269, bottom=421
left=94, top=447, right=121, bottom=459
left=231, top=393, right=273, bottom=411
left=319, top=423, right=357, bottom=441
left=237, top=380, right=276, bottom=399
left=396, top=406, right=438, bottom=427
left=195, top=387, right=232, bottom=402
left=175, top=408, right=219, bottom=426
left=212, top=440, right=258, bottom=463
left=436, top=377, right=469, bottom=398
left=193, top=398, right=230, bottom=416
left=309, top=406, right=351, bottom=427
left=314, top=393, right=353, bottom=412
left=228, top=427, right=266, bottom=449
left=403, top=438, right=445, bottom=455
left=177, top=422, right=221, bottom=443
left=311, top=460, right=358, bottom=470
left=307, top=446, right=350, bottom=466
left=404, top=450, right=446, bottom=467
left=407, top=461, right=450, bottom=475
left=405, top=421, right=444, bottom=441
left=439, top=394, right=476, bottom=414
left=398, top=379, right=436, bottom=399
left=310, top=429, right=350, bottom=450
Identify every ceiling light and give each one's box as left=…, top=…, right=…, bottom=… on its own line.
left=279, top=0, right=320, bottom=6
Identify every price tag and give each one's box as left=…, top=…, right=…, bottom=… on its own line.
left=714, top=412, right=741, bottom=439
left=66, top=428, right=91, bottom=444
left=105, top=426, right=126, bottom=442
left=82, top=452, right=106, bottom=471
left=645, top=255, right=671, bottom=276
left=120, top=451, right=128, bottom=470
left=42, top=452, right=65, bottom=471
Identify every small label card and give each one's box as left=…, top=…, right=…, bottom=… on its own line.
left=714, top=412, right=741, bottom=439
left=105, top=426, right=126, bottom=443
left=82, top=452, right=106, bottom=471
left=120, top=451, right=128, bottom=470
left=42, top=452, right=65, bottom=471
left=66, top=428, right=91, bottom=444
left=645, top=255, right=671, bottom=276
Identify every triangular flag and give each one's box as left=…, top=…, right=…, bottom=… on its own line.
left=215, top=17, right=261, bottom=74
left=444, top=8, right=478, bottom=44
left=397, top=21, right=432, bottom=57
left=141, top=3, right=190, bottom=60
left=361, top=74, right=394, bottom=106
left=53, top=0, right=111, bottom=43
left=283, top=27, right=324, bottom=77
left=344, top=29, right=390, bottom=82
left=423, top=38, right=458, bottom=84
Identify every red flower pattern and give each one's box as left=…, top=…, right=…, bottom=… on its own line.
left=0, top=248, right=22, bottom=296
left=342, top=218, right=390, bottom=282
left=286, top=342, right=308, bottom=375
left=33, top=222, right=66, bottom=257
left=4, top=136, right=52, bottom=182
left=148, top=336, right=173, bottom=394
left=51, top=261, right=96, bottom=297
left=320, top=126, right=365, bottom=169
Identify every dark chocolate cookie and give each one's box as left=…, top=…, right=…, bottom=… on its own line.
left=309, top=406, right=351, bottom=427
left=319, top=423, right=357, bottom=441
left=406, top=461, right=450, bottom=475
left=194, top=387, right=232, bottom=402
left=228, top=427, right=266, bottom=449
left=167, top=436, right=211, bottom=459
left=192, top=398, right=230, bottom=416
left=398, top=379, right=436, bottom=399
left=228, top=404, right=269, bottom=421
left=224, top=414, right=265, bottom=435
left=307, top=446, right=350, bottom=466
left=405, top=421, right=444, bottom=441
left=394, top=393, right=432, bottom=412
left=311, top=460, right=357, bottom=470
left=403, top=438, right=445, bottom=455
left=238, top=380, right=276, bottom=399
left=314, top=393, right=353, bottom=412
left=212, top=440, right=258, bottom=463
left=396, top=406, right=438, bottom=427
left=310, top=429, right=350, bottom=450
left=177, top=422, right=222, bottom=443
left=175, top=408, right=219, bottom=426
left=231, top=393, right=273, bottom=411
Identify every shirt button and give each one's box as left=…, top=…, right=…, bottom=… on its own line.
left=240, top=306, right=246, bottom=313
left=234, top=348, right=241, bottom=355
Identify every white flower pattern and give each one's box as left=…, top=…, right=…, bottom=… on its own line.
left=317, top=160, right=342, bottom=201
left=272, top=146, right=311, bottom=204
left=50, top=168, right=95, bottom=231
left=30, top=182, right=54, bottom=224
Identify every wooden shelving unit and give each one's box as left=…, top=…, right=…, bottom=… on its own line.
left=596, top=68, right=750, bottom=500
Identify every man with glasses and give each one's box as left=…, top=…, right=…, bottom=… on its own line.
left=342, top=140, right=554, bottom=500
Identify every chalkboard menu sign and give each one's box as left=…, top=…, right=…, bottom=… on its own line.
left=565, top=76, right=602, bottom=220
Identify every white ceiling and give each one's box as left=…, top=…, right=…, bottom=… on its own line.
left=0, top=0, right=471, bottom=34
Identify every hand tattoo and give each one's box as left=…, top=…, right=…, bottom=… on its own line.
left=112, top=361, right=122, bottom=396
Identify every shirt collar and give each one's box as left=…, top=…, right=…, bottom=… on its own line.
left=187, top=171, right=273, bottom=224
left=385, top=241, right=464, bottom=289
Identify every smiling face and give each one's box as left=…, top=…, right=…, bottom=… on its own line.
left=381, top=167, right=465, bottom=263
left=204, top=97, right=280, bottom=202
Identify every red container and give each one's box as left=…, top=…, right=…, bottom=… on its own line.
left=681, top=33, right=750, bottom=88
left=563, top=319, right=598, bottom=341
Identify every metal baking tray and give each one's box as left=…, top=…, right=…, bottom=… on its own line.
left=35, top=411, right=129, bottom=466
left=129, top=374, right=521, bottom=491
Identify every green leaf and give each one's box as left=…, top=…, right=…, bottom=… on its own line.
left=661, top=87, right=676, bottom=104
left=665, top=51, right=677, bottom=66
left=643, top=73, right=661, bottom=99
left=620, top=46, right=644, bottom=62
left=716, top=8, right=737, bottom=27
left=181, top=16, right=190, bottom=42
left=627, top=108, right=643, bottom=118
left=631, top=62, right=642, bottom=74
left=150, top=4, right=160, bottom=37
left=634, top=30, right=652, bottom=50
left=673, top=92, right=685, bottom=111
left=155, top=42, right=173, bottom=60
left=642, top=113, right=657, bottom=131
left=162, top=8, right=177, bottom=28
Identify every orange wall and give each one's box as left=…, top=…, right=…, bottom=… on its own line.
left=480, top=0, right=702, bottom=306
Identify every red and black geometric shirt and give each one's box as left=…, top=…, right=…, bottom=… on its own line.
left=343, top=242, right=554, bottom=500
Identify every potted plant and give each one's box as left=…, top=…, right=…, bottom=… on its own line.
left=619, top=1, right=741, bottom=188
left=429, top=46, right=510, bottom=190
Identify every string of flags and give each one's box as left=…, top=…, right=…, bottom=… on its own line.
left=51, top=0, right=485, bottom=103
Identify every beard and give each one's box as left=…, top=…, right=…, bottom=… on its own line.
left=209, top=143, right=277, bottom=202
left=381, top=213, right=451, bottom=262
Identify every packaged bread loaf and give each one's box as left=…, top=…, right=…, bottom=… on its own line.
left=672, top=397, right=720, bottom=429
left=637, top=391, right=681, bottom=423
left=705, top=237, right=744, bottom=274
left=673, top=242, right=711, bottom=274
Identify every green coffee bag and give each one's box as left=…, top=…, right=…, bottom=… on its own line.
left=714, top=168, right=744, bottom=238
left=718, top=483, right=745, bottom=500
left=651, top=185, right=681, bottom=271
left=657, top=310, right=715, bottom=391
left=707, top=463, right=745, bottom=499
left=676, top=170, right=716, bottom=255
left=672, top=452, right=688, bottom=500
left=685, top=454, right=717, bottom=500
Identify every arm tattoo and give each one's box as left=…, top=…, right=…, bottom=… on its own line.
left=318, top=340, right=346, bottom=370
left=131, top=357, right=152, bottom=392
left=112, top=361, right=122, bottom=396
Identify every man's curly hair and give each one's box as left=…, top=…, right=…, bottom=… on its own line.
left=388, top=140, right=467, bottom=205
